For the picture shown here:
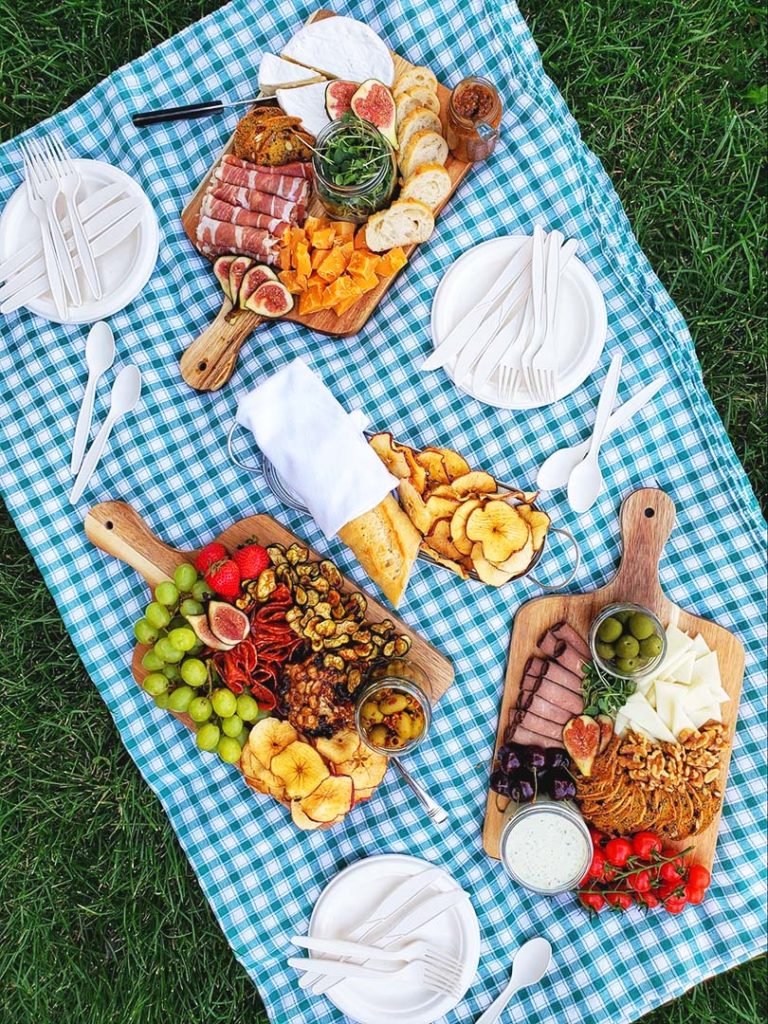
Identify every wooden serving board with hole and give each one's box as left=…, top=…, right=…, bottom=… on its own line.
left=178, top=7, right=474, bottom=392
left=482, top=488, right=745, bottom=874
left=85, top=500, right=455, bottom=750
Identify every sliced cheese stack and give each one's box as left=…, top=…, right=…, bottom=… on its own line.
left=615, top=624, right=729, bottom=742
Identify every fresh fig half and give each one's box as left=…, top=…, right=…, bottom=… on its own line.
left=213, top=256, right=236, bottom=301
left=562, top=715, right=601, bottom=778
left=228, top=256, right=254, bottom=305
left=595, top=713, right=614, bottom=755
left=185, top=613, right=236, bottom=652
left=238, top=264, right=278, bottom=308
left=243, top=280, right=294, bottom=317
left=325, top=80, right=358, bottom=118
left=208, top=601, right=250, bottom=644
left=351, top=79, right=397, bottom=148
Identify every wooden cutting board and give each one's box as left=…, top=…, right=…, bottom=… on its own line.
left=178, top=7, right=475, bottom=392
left=482, top=488, right=745, bottom=873
left=85, top=500, right=455, bottom=719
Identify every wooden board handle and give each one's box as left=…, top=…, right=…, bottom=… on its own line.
left=180, top=300, right=264, bottom=392
left=84, top=501, right=188, bottom=589
left=612, top=488, right=676, bottom=604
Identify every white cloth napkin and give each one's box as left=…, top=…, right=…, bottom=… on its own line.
left=236, top=358, right=398, bottom=538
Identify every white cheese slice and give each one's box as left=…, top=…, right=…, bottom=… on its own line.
left=281, top=15, right=395, bottom=86
left=653, top=681, right=687, bottom=732
left=670, top=651, right=696, bottom=686
left=688, top=703, right=722, bottom=729
left=691, top=650, right=722, bottom=690
left=276, top=82, right=330, bottom=137
left=671, top=700, right=698, bottom=737
left=624, top=696, right=677, bottom=743
left=259, top=53, right=325, bottom=96
left=654, top=623, right=694, bottom=681
left=683, top=678, right=717, bottom=712
left=614, top=710, right=630, bottom=736
left=691, top=633, right=711, bottom=657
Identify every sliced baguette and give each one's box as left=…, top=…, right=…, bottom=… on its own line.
left=393, top=66, right=438, bottom=99
left=397, top=106, right=442, bottom=149
left=401, top=162, right=452, bottom=210
left=365, top=198, right=435, bottom=252
left=395, top=87, right=441, bottom=124
left=337, top=493, right=421, bottom=607
left=399, top=130, right=448, bottom=180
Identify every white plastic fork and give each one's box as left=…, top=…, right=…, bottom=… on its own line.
left=289, top=938, right=464, bottom=998
left=497, top=293, right=533, bottom=402
left=41, top=137, right=102, bottom=299
left=18, top=141, right=69, bottom=318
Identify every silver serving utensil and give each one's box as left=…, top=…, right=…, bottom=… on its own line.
left=69, top=364, right=141, bottom=504
left=536, top=376, right=665, bottom=490
left=71, top=322, right=115, bottom=474
left=391, top=757, right=448, bottom=825
left=475, top=937, right=552, bottom=1024
left=567, top=352, right=623, bottom=513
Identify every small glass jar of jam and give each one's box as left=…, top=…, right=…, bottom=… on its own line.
left=446, top=75, right=502, bottom=163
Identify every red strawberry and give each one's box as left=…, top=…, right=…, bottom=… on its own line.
left=195, top=541, right=228, bottom=574
left=233, top=543, right=270, bottom=580
left=205, top=559, right=241, bottom=599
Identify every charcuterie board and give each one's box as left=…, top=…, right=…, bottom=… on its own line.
left=84, top=499, right=455, bottom=715
left=482, top=488, right=745, bottom=873
left=179, top=7, right=474, bottom=392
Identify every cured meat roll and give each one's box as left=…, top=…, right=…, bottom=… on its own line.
left=210, top=183, right=304, bottom=223
left=214, top=161, right=311, bottom=203
left=200, top=195, right=289, bottom=238
left=222, top=154, right=313, bottom=179
left=196, top=218, right=280, bottom=265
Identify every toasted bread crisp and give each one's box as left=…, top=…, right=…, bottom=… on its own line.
left=233, top=107, right=314, bottom=166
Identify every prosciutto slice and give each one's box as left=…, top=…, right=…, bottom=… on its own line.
left=210, top=183, right=303, bottom=223
left=200, top=195, right=288, bottom=238
left=214, top=161, right=311, bottom=203
left=196, top=217, right=279, bottom=264
left=222, top=154, right=313, bottom=179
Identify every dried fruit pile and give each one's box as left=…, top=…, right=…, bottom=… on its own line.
left=369, top=432, right=550, bottom=585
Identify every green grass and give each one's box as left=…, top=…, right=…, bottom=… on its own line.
left=0, top=2, right=765, bottom=1023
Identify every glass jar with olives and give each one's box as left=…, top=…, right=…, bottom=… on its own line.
left=589, top=602, right=667, bottom=680
left=355, top=659, right=432, bottom=755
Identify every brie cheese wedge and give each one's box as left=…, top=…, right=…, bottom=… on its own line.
left=281, top=15, right=395, bottom=86
left=276, top=82, right=330, bottom=137
left=259, top=53, right=325, bottom=96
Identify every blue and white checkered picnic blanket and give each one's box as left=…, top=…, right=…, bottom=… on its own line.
left=1, top=2, right=766, bottom=1021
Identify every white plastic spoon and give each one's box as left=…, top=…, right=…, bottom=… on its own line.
left=71, top=322, right=115, bottom=475
left=567, top=352, right=623, bottom=513
left=475, top=936, right=552, bottom=1024
left=69, top=364, right=142, bottom=505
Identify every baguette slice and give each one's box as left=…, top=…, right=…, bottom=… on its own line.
left=395, top=87, right=441, bottom=124
left=399, top=130, right=448, bottom=180
left=397, top=106, right=442, bottom=149
left=393, top=66, right=438, bottom=99
left=401, top=162, right=452, bottom=210
left=365, top=198, right=435, bottom=252
left=337, top=493, right=421, bottom=607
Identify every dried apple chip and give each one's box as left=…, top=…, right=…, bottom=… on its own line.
left=516, top=506, right=551, bottom=550
left=422, top=546, right=470, bottom=580
left=290, top=800, right=325, bottom=830
left=425, top=518, right=464, bottom=561
left=398, top=478, right=433, bottom=533
left=301, top=775, right=354, bottom=823
left=312, top=729, right=360, bottom=765
left=466, top=501, right=529, bottom=563
left=450, top=497, right=484, bottom=555
left=495, top=531, right=534, bottom=577
left=424, top=495, right=460, bottom=522
left=369, top=432, right=411, bottom=478
left=434, top=447, right=471, bottom=479
left=470, top=542, right=515, bottom=586
left=450, top=471, right=497, bottom=496
left=335, top=746, right=388, bottom=791
left=415, top=449, right=450, bottom=485
left=271, top=741, right=330, bottom=799
left=248, top=717, right=299, bottom=770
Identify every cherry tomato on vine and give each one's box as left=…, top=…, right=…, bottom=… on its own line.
left=659, top=861, right=683, bottom=885
left=586, top=848, right=607, bottom=881
left=663, top=894, right=688, bottom=914
left=684, top=884, right=707, bottom=905
left=604, top=838, right=633, bottom=868
left=579, top=891, right=606, bottom=913
left=631, top=831, right=662, bottom=861
left=640, top=892, right=660, bottom=909
left=589, top=827, right=607, bottom=847
left=627, top=870, right=652, bottom=893
left=657, top=880, right=683, bottom=901
left=606, top=891, right=634, bottom=911
left=687, top=864, right=711, bottom=891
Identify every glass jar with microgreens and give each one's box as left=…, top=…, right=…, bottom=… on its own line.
left=312, top=114, right=397, bottom=223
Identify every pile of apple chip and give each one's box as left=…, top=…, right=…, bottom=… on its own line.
left=241, top=718, right=388, bottom=830
left=370, top=432, right=551, bottom=586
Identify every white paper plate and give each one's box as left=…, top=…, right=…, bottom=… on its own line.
left=430, top=235, right=608, bottom=409
left=0, top=158, right=158, bottom=324
left=307, top=854, right=480, bottom=1024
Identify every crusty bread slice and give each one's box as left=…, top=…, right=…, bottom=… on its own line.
left=337, top=493, right=421, bottom=607
left=397, top=106, right=442, bottom=150
left=365, top=198, right=435, bottom=252
left=393, top=66, right=438, bottom=99
left=399, top=130, right=449, bottom=180
left=401, top=162, right=452, bottom=210
left=395, top=86, right=441, bottom=124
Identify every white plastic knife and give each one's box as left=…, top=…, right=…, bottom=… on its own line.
left=298, top=866, right=445, bottom=992
left=521, top=226, right=547, bottom=395
left=307, top=887, right=468, bottom=996
left=422, top=236, right=534, bottom=372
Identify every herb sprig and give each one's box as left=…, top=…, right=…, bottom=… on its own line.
left=582, top=660, right=636, bottom=717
